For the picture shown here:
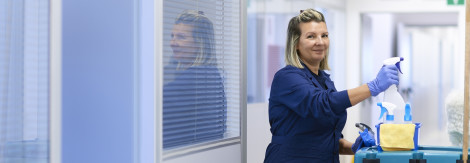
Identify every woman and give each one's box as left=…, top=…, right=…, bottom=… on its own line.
left=163, top=10, right=227, bottom=149
left=264, top=9, right=399, bottom=162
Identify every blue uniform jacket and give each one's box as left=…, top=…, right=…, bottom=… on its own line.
left=264, top=65, right=352, bottom=163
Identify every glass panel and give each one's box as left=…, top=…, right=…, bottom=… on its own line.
left=162, top=0, right=241, bottom=150
left=0, top=0, right=50, bottom=162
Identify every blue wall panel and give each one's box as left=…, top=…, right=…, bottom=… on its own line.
left=62, top=0, right=135, bottom=162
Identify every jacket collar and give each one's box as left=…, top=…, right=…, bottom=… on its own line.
left=299, top=62, right=335, bottom=91
left=300, top=62, right=322, bottom=89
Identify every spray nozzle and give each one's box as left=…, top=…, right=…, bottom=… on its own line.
left=377, top=102, right=396, bottom=121
left=383, top=57, right=404, bottom=74
left=404, top=103, right=412, bottom=122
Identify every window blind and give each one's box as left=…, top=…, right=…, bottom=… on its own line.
left=162, top=0, right=240, bottom=150
left=0, top=0, right=49, bottom=162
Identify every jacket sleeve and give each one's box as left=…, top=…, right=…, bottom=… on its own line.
left=269, top=68, right=352, bottom=118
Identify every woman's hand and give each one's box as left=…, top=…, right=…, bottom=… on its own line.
left=339, top=138, right=354, bottom=155
left=367, top=65, right=399, bottom=96
left=351, top=128, right=376, bottom=153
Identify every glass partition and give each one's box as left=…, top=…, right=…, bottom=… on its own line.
left=162, top=0, right=241, bottom=152
left=0, top=0, right=50, bottom=162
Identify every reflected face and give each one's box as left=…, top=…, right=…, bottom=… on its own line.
left=296, top=21, right=329, bottom=67
left=170, top=23, right=199, bottom=62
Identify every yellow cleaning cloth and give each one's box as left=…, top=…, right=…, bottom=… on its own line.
left=380, top=124, right=416, bottom=151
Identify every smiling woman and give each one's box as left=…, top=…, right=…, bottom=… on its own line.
left=296, top=21, right=330, bottom=75
left=264, top=8, right=400, bottom=163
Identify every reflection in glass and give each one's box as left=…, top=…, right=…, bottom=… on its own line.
left=163, top=10, right=227, bottom=149
left=0, top=0, right=50, bottom=162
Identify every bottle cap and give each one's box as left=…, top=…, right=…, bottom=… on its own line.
left=404, top=103, right=412, bottom=121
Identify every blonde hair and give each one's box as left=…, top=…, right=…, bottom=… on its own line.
left=174, top=10, right=216, bottom=68
left=285, top=9, right=330, bottom=70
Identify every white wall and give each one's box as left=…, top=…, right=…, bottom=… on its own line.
left=247, top=103, right=271, bottom=163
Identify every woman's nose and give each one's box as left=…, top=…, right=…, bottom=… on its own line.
left=314, top=36, right=324, bottom=45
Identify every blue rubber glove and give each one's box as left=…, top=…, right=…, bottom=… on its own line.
left=367, top=65, right=399, bottom=96
left=351, top=128, right=376, bottom=153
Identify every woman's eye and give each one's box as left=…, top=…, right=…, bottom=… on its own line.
left=307, top=35, right=313, bottom=38
left=322, top=34, right=328, bottom=38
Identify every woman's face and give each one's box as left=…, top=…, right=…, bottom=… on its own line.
left=170, top=23, right=199, bottom=62
left=296, top=21, right=329, bottom=67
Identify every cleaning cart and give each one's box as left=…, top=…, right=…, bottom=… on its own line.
left=355, top=146, right=467, bottom=163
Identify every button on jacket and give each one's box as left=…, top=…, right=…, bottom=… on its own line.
left=264, top=64, right=352, bottom=163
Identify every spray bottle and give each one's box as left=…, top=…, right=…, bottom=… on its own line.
left=381, top=57, right=406, bottom=123
left=404, top=104, right=413, bottom=124
left=377, top=102, right=396, bottom=124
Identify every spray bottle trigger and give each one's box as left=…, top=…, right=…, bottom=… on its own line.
left=395, top=57, right=404, bottom=74
left=377, top=102, right=387, bottom=120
